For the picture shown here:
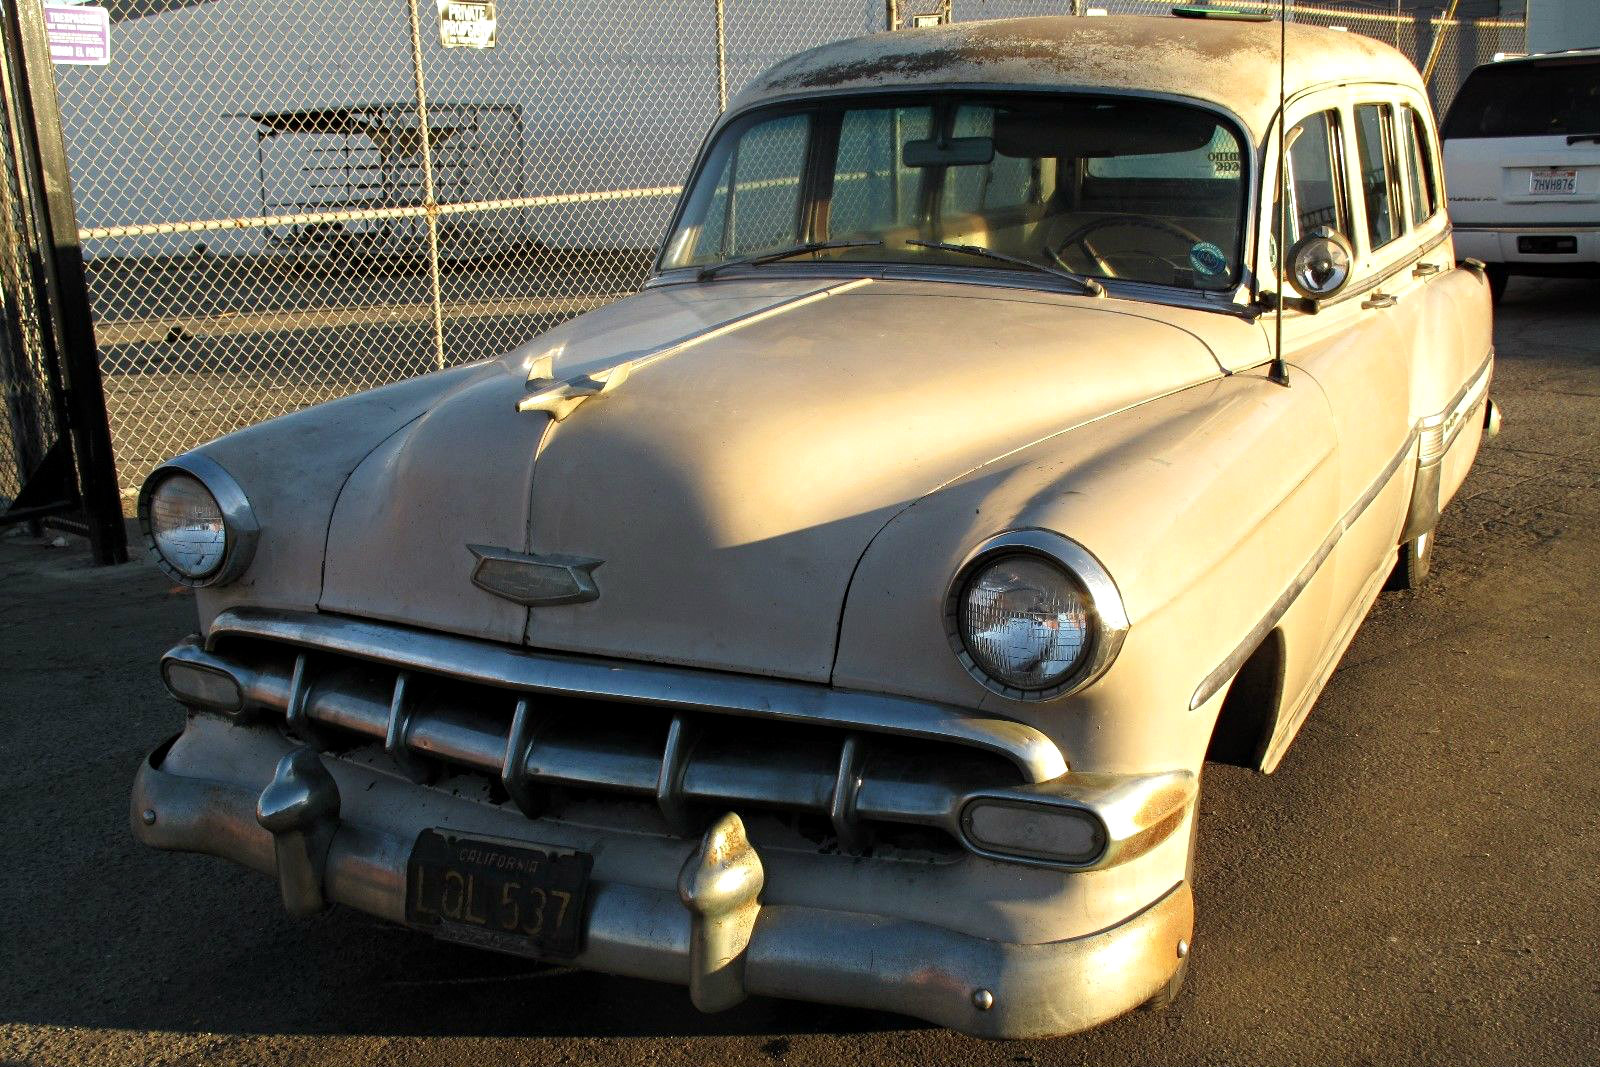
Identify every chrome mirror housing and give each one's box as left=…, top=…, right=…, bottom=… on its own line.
left=1285, top=226, right=1354, bottom=301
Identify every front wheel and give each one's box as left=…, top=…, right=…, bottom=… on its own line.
left=1387, top=528, right=1434, bottom=591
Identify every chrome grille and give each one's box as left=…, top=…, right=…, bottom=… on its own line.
left=164, top=609, right=1062, bottom=855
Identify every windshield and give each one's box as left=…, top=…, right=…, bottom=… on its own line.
left=659, top=93, right=1249, bottom=292
left=1443, top=57, right=1600, bottom=139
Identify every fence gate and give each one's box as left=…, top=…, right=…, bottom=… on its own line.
left=0, top=0, right=124, bottom=563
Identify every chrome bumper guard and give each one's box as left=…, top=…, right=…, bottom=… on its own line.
left=132, top=730, right=1194, bottom=1038
left=162, top=608, right=1193, bottom=872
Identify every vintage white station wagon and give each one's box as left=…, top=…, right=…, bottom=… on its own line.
left=132, top=12, right=1497, bottom=1038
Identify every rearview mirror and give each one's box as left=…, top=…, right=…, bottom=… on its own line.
left=1285, top=227, right=1354, bottom=301
left=903, top=136, right=994, bottom=168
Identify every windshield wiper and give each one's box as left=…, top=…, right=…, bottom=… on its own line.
left=1566, top=132, right=1600, bottom=145
left=907, top=239, right=1105, bottom=297
left=696, top=239, right=883, bottom=281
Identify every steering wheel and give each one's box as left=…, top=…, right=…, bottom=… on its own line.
left=1049, top=215, right=1213, bottom=280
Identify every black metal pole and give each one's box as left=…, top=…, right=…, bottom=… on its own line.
left=2, top=0, right=125, bottom=563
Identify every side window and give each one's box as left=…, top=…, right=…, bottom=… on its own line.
left=1399, top=105, right=1440, bottom=225
left=1354, top=103, right=1404, bottom=249
left=691, top=112, right=809, bottom=261
left=1280, top=109, right=1350, bottom=245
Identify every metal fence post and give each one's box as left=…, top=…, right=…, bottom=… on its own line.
left=3, top=0, right=125, bottom=563
left=405, top=0, right=448, bottom=372
left=1422, top=0, right=1464, bottom=88
left=714, top=0, right=727, bottom=112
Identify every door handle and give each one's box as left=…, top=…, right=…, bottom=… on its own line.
left=1361, top=291, right=1397, bottom=309
left=1412, top=261, right=1441, bottom=278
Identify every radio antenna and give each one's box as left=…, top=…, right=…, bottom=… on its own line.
left=1269, top=0, right=1290, bottom=386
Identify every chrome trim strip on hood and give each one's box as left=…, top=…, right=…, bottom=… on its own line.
left=204, top=607, right=1067, bottom=782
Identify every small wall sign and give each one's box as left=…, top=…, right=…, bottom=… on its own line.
left=437, top=0, right=497, bottom=49
left=44, top=3, right=110, bottom=66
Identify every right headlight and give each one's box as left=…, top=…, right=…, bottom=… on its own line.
left=138, top=455, right=259, bottom=587
left=946, top=531, right=1127, bottom=701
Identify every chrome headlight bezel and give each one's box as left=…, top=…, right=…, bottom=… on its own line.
left=137, top=453, right=259, bottom=587
left=943, top=530, right=1128, bottom=702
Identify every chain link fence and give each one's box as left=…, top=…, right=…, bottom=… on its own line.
left=1, top=16, right=63, bottom=516
left=50, top=0, right=1524, bottom=498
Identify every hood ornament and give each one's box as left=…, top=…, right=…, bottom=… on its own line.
left=514, top=278, right=874, bottom=422
left=467, top=544, right=602, bottom=606
left=517, top=351, right=633, bottom=422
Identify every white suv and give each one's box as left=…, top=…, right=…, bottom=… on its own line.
left=1443, top=50, right=1600, bottom=299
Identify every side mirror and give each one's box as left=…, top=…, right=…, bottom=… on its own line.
left=1285, top=227, right=1354, bottom=301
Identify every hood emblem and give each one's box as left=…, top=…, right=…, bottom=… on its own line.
left=467, top=544, right=602, bottom=606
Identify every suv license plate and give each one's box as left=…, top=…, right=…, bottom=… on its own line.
left=405, top=829, right=592, bottom=958
left=1529, top=168, right=1577, bottom=195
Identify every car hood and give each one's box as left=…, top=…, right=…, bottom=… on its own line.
left=320, top=276, right=1227, bottom=682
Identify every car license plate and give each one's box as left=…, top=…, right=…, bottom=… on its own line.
left=405, top=829, right=592, bottom=958
left=1529, top=168, right=1577, bottom=195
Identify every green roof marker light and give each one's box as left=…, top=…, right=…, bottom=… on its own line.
left=1171, top=4, right=1274, bottom=21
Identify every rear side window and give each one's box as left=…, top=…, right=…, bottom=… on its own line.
left=1399, top=105, right=1439, bottom=225
left=1442, top=57, right=1600, bottom=139
left=1355, top=104, right=1403, bottom=249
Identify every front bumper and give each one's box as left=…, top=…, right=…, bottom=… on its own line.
left=133, top=719, right=1193, bottom=1039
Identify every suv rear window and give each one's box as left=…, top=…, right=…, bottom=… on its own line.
left=1442, top=57, right=1600, bottom=139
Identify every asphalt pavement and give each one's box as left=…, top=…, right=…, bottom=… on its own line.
left=1, top=277, right=1597, bottom=1066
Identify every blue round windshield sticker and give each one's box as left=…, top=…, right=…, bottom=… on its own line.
left=1189, top=241, right=1228, bottom=278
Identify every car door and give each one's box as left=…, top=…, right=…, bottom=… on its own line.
left=1251, top=90, right=1419, bottom=756
left=1282, top=95, right=1419, bottom=606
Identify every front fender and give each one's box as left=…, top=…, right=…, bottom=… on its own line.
left=832, top=368, right=1340, bottom=773
left=175, top=362, right=500, bottom=629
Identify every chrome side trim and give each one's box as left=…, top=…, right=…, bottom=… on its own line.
left=1417, top=353, right=1493, bottom=465
left=1192, top=349, right=1496, bottom=710
left=1404, top=353, right=1494, bottom=543
left=203, top=607, right=1068, bottom=782
left=1189, top=426, right=1419, bottom=710
left=943, top=530, right=1129, bottom=703
left=137, top=452, right=260, bottom=588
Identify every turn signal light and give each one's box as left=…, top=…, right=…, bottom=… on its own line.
left=162, top=660, right=244, bottom=715
left=961, top=797, right=1107, bottom=867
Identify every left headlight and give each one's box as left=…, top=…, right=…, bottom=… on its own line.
left=945, top=531, right=1127, bottom=701
left=138, top=455, right=259, bottom=587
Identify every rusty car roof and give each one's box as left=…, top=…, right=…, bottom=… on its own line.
left=728, top=15, right=1425, bottom=140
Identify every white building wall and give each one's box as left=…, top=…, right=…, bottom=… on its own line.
left=54, top=0, right=882, bottom=255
